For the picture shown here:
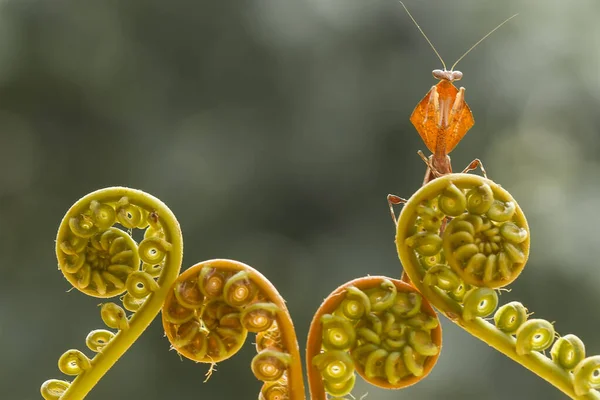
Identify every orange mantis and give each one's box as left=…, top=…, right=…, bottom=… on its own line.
left=388, top=2, right=517, bottom=225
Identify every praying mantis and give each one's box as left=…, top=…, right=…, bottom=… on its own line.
left=388, top=2, right=517, bottom=226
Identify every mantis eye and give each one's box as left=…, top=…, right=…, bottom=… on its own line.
left=451, top=71, right=463, bottom=81
left=432, top=69, right=445, bottom=80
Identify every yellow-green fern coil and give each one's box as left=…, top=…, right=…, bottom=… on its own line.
left=41, top=187, right=183, bottom=400
left=397, top=173, right=529, bottom=290
left=306, top=276, right=442, bottom=400
left=162, top=259, right=305, bottom=399
left=395, top=173, right=600, bottom=399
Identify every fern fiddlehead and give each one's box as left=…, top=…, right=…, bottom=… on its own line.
left=162, top=258, right=305, bottom=399
left=41, top=187, right=183, bottom=400
left=40, top=178, right=600, bottom=399
left=306, top=276, right=442, bottom=400
left=41, top=188, right=308, bottom=399
left=395, top=172, right=600, bottom=399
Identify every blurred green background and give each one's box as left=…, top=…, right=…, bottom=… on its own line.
left=2, top=0, right=600, bottom=399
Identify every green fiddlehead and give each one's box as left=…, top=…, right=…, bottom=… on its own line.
left=396, top=173, right=600, bottom=399
left=41, top=187, right=183, bottom=400
left=162, top=259, right=305, bottom=399
left=306, top=276, right=442, bottom=400
left=42, top=190, right=306, bottom=400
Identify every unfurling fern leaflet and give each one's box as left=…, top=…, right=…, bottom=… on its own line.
left=41, top=187, right=183, bottom=400
left=162, top=259, right=305, bottom=399
left=396, top=173, right=600, bottom=399
left=41, top=189, right=305, bottom=400
left=306, top=276, right=442, bottom=400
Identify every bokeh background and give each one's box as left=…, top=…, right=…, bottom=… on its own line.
left=2, top=0, right=600, bottom=399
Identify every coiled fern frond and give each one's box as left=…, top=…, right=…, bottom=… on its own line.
left=306, top=276, right=442, bottom=400
left=396, top=173, right=600, bottom=399
left=41, top=187, right=183, bottom=400
left=162, top=259, right=305, bottom=399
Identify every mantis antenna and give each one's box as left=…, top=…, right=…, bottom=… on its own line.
left=450, top=13, right=518, bottom=70
left=399, top=1, right=518, bottom=72
left=399, top=1, right=447, bottom=70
